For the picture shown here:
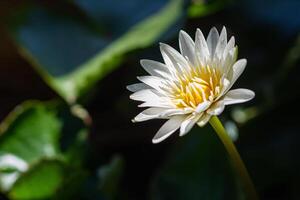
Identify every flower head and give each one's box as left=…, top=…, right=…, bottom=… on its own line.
left=128, top=27, right=254, bottom=143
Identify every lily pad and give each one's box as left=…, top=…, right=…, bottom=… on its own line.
left=0, top=100, right=88, bottom=197
left=0, top=101, right=62, bottom=164
left=9, top=160, right=64, bottom=200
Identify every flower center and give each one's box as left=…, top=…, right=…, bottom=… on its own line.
left=170, top=65, right=222, bottom=109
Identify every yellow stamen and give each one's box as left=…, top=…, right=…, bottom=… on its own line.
left=171, top=65, right=222, bottom=108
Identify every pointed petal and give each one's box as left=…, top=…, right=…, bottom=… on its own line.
left=180, top=114, right=201, bottom=136
left=159, top=107, right=194, bottom=117
left=215, top=26, right=227, bottom=60
left=195, top=101, right=211, bottom=113
left=136, top=90, right=174, bottom=108
left=223, top=47, right=238, bottom=75
left=137, top=76, right=164, bottom=92
left=140, top=59, right=170, bottom=78
left=133, top=108, right=168, bottom=122
left=222, top=44, right=237, bottom=76
left=152, top=115, right=186, bottom=143
left=138, top=101, right=174, bottom=108
left=133, top=107, right=190, bottom=122
left=179, top=30, right=196, bottom=66
left=160, top=43, right=189, bottom=74
left=223, top=89, right=255, bottom=105
left=197, top=113, right=211, bottom=127
left=230, top=58, right=247, bottom=83
left=130, top=89, right=160, bottom=102
left=207, top=101, right=225, bottom=115
left=137, top=92, right=174, bottom=108
left=127, top=83, right=150, bottom=92
left=216, top=77, right=230, bottom=101
left=224, top=59, right=247, bottom=93
left=206, top=27, right=219, bottom=59
left=160, top=44, right=174, bottom=70
left=223, top=36, right=235, bottom=60
left=195, top=28, right=210, bottom=65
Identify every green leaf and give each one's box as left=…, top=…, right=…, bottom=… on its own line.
left=0, top=101, right=62, bottom=163
left=9, top=160, right=64, bottom=200
left=150, top=126, right=239, bottom=200
left=0, top=101, right=88, bottom=197
left=53, top=169, right=89, bottom=200
left=8, top=0, right=184, bottom=103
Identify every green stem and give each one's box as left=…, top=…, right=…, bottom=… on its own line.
left=209, top=116, right=259, bottom=200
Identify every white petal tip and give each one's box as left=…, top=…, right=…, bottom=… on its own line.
left=179, top=128, right=190, bottom=137
left=196, top=28, right=202, bottom=33
left=197, top=122, right=205, bottom=127
left=126, top=85, right=138, bottom=92
left=199, top=123, right=208, bottom=127
left=224, top=89, right=255, bottom=105
left=179, top=30, right=187, bottom=37
left=210, top=26, right=218, bottom=33
left=152, top=131, right=175, bottom=144
left=239, top=58, right=247, bottom=65
left=152, top=138, right=163, bottom=144
left=139, top=59, right=145, bottom=65
left=197, top=114, right=211, bottom=127
left=248, top=90, right=255, bottom=99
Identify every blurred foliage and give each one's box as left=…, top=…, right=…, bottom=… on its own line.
left=8, top=0, right=184, bottom=103
left=0, top=102, right=62, bottom=164
left=0, top=0, right=299, bottom=199
left=9, top=160, right=64, bottom=200
left=0, top=101, right=125, bottom=200
left=0, top=101, right=86, bottom=199
left=188, top=0, right=231, bottom=18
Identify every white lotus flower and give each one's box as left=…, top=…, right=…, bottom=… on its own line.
left=128, top=27, right=254, bottom=143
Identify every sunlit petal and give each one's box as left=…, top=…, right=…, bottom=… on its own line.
left=152, top=115, right=186, bottom=143
left=179, top=30, right=196, bottom=66
left=180, top=114, right=201, bottom=136
left=207, top=101, right=225, bottom=115
left=126, top=83, right=150, bottom=92
left=206, top=27, right=219, bottom=59
left=223, top=89, right=255, bottom=105
left=140, top=59, right=171, bottom=78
